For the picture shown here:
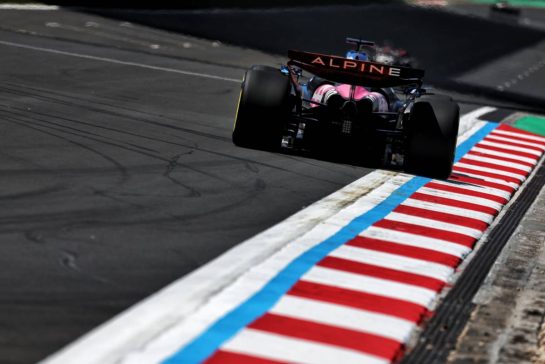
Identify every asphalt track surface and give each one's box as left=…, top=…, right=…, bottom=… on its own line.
left=0, top=9, right=376, bottom=364
left=0, top=6, right=536, bottom=364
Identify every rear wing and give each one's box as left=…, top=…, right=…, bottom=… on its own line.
left=288, top=50, right=424, bottom=88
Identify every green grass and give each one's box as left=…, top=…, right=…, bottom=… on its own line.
left=469, top=0, right=545, bottom=8
left=514, top=116, right=545, bottom=136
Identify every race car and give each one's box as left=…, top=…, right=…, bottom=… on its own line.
left=232, top=38, right=459, bottom=179
left=374, top=43, right=417, bottom=68
left=490, top=1, right=521, bottom=16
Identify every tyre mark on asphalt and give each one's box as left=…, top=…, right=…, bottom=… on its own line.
left=164, top=152, right=202, bottom=198
left=245, top=162, right=260, bottom=173
left=2, top=103, right=199, bottom=150
left=0, top=187, right=274, bottom=235
left=1, top=106, right=162, bottom=154
left=1, top=114, right=131, bottom=186
left=1, top=84, right=227, bottom=145
left=1, top=86, right=354, bottom=185
left=2, top=81, right=235, bottom=139
left=1, top=117, right=282, bottom=232
left=0, top=185, right=64, bottom=200
left=0, top=112, right=238, bottom=190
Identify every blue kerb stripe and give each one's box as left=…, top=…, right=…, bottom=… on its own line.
left=455, top=122, right=497, bottom=163
left=163, top=121, right=497, bottom=364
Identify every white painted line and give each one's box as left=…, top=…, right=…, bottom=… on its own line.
left=303, top=266, right=437, bottom=307
left=360, top=227, right=471, bottom=257
left=401, top=199, right=494, bottom=223
left=0, top=40, right=242, bottom=83
left=0, top=4, right=59, bottom=10
left=385, top=212, right=483, bottom=238
left=330, top=245, right=454, bottom=281
left=222, top=328, right=389, bottom=364
left=270, top=295, right=414, bottom=342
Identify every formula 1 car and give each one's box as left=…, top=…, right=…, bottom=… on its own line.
left=233, top=38, right=459, bottom=179
left=374, top=43, right=417, bottom=68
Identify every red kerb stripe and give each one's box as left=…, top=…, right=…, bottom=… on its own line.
left=410, top=192, right=499, bottom=215
left=490, top=132, right=545, bottom=147
left=374, top=219, right=477, bottom=248
left=467, top=150, right=535, bottom=168
left=426, top=181, right=508, bottom=204
left=474, top=143, right=539, bottom=160
left=394, top=204, right=489, bottom=231
left=288, top=280, right=427, bottom=322
left=449, top=174, right=516, bottom=193
left=497, top=124, right=545, bottom=141
left=458, top=158, right=529, bottom=178
left=319, top=256, right=445, bottom=291
left=490, top=131, right=545, bottom=146
left=484, top=136, right=544, bottom=152
left=205, top=350, right=286, bottom=364
left=347, top=236, right=460, bottom=267
left=452, top=166, right=522, bottom=184
left=249, top=313, right=404, bottom=360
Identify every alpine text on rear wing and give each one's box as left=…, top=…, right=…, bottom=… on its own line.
left=287, top=50, right=425, bottom=87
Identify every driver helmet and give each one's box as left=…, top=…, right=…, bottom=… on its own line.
left=345, top=50, right=368, bottom=61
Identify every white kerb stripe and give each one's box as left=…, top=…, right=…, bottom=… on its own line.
left=486, top=134, right=545, bottom=149
left=271, top=295, right=414, bottom=342
left=222, top=328, right=389, bottom=364
left=451, top=169, right=521, bottom=188
left=331, top=245, right=454, bottom=281
left=462, top=153, right=532, bottom=173
left=454, top=163, right=526, bottom=181
left=385, top=212, right=483, bottom=238
left=402, top=199, right=494, bottom=223
left=418, top=187, right=504, bottom=210
left=471, top=147, right=537, bottom=164
left=431, top=178, right=512, bottom=199
left=361, top=226, right=471, bottom=257
left=478, top=140, right=542, bottom=156
left=303, top=266, right=436, bottom=307
left=492, top=129, right=545, bottom=143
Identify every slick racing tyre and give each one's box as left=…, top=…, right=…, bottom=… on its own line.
left=405, top=95, right=460, bottom=179
left=232, top=65, right=291, bottom=150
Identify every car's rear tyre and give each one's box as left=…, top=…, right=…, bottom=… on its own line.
left=405, top=95, right=460, bottom=179
left=232, top=66, right=291, bottom=150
